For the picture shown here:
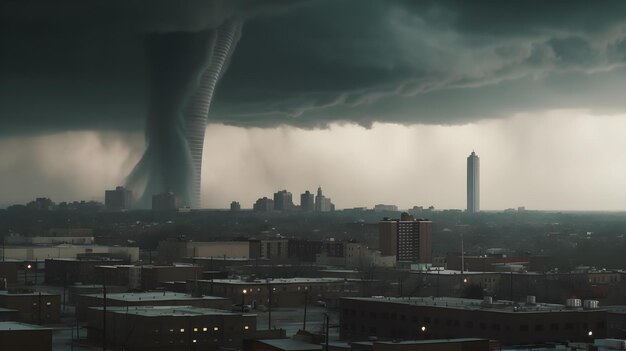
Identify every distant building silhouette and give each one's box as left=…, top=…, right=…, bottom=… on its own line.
left=300, top=191, right=315, bottom=212
left=253, top=197, right=274, bottom=212
left=26, top=197, right=55, bottom=211
left=467, top=151, right=480, bottom=213
left=373, top=204, right=398, bottom=212
left=314, top=186, right=335, bottom=212
left=105, top=186, right=132, bottom=211
left=379, top=213, right=432, bottom=263
left=230, top=201, right=241, bottom=211
left=152, top=192, right=177, bottom=211
left=273, top=190, right=295, bottom=211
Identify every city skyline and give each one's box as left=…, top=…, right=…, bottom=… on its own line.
left=3, top=1, right=626, bottom=211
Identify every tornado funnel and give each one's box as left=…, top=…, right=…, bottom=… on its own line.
left=126, top=18, right=242, bottom=208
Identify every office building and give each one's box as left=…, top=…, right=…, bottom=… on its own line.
left=273, top=190, right=295, bottom=211
left=105, top=186, right=133, bottom=211
left=340, top=296, right=606, bottom=345
left=253, top=197, right=274, bottom=212
left=230, top=201, right=241, bottom=211
left=315, top=186, right=335, bottom=212
left=300, top=191, right=315, bottom=212
left=152, top=192, right=178, bottom=211
left=467, top=151, right=480, bottom=213
left=379, top=213, right=432, bottom=263
left=85, top=306, right=255, bottom=351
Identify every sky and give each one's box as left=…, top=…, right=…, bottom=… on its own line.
left=2, top=0, right=626, bottom=210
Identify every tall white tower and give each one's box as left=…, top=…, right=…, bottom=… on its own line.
left=467, top=151, right=480, bottom=213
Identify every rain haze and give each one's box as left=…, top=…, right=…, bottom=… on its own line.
left=2, top=0, right=626, bottom=210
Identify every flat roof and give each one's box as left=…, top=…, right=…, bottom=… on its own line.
left=204, top=277, right=362, bottom=285
left=0, top=321, right=51, bottom=331
left=89, top=305, right=254, bottom=317
left=191, top=257, right=253, bottom=261
left=82, top=291, right=227, bottom=302
left=256, top=339, right=322, bottom=351
left=411, top=269, right=541, bottom=276
left=353, top=338, right=488, bottom=346
left=0, top=307, right=18, bottom=313
left=0, top=291, right=58, bottom=297
left=343, top=296, right=606, bottom=313
left=45, top=257, right=123, bottom=262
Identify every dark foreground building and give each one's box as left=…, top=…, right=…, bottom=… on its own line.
left=86, top=306, right=256, bottom=351
left=340, top=296, right=606, bottom=345
left=0, top=321, right=52, bottom=351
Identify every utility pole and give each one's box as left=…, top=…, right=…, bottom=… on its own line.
left=324, top=313, right=330, bottom=351
left=38, top=292, right=42, bottom=324
left=103, top=280, right=107, bottom=351
left=302, top=288, right=308, bottom=331
left=267, top=279, right=272, bottom=329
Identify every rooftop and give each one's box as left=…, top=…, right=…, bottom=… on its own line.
left=0, top=321, right=50, bottom=331
left=352, top=338, right=489, bottom=346
left=343, top=296, right=606, bottom=313
left=82, top=291, right=227, bottom=302
left=203, top=277, right=361, bottom=285
left=0, top=290, right=58, bottom=297
left=89, top=305, right=254, bottom=317
left=255, top=339, right=322, bottom=351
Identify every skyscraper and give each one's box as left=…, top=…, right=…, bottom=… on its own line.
left=105, top=186, right=133, bottom=211
left=314, top=186, right=335, bottom=212
left=467, top=151, right=480, bottom=213
left=273, top=190, right=295, bottom=211
left=300, top=191, right=315, bottom=211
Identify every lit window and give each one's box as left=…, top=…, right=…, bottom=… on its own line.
left=244, top=326, right=249, bottom=330
left=180, top=328, right=185, bottom=333
left=213, top=327, right=219, bottom=331
left=193, top=339, right=197, bottom=343
left=193, top=328, right=198, bottom=332
left=202, top=327, right=207, bottom=332
left=46, top=302, right=52, bottom=306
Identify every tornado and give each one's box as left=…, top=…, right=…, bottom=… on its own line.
left=126, top=18, right=242, bottom=208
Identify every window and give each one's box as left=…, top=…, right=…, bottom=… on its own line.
left=492, top=324, right=501, bottom=331
left=550, top=323, right=559, bottom=331
left=535, top=324, right=544, bottom=332
left=565, top=323, right=574, bottom=330
left=465, top=321, right=474, bottom=328
left=520, top=324, right=529, bottom=332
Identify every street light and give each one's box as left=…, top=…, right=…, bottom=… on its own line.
left=24, top=263, right=32, bottom=285
left=241, top=289, right=248, bottom=312
left=302, top=286, right=309, bottom=331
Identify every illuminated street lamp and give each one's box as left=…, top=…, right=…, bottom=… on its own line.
left=24, top=263, right=33, bottom=285
left=241, top=289, right=248, bottom=312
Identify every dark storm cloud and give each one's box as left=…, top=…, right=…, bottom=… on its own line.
left=2, top=0, right=626, bottom=134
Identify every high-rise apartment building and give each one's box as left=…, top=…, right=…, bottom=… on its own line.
left=151, top=192, right=177, bottom=211
left=105, top=186, right=132, bottom=211
left=378, top=213, right=432, bottom=263
left=300, top=191, right=315, bottom=211
left=253, top=197, right=274, bottom=212
left=230, top=201, right=241, bottom=211
left=273, top=190, right=294, bottom=211
left=467, top=151, right=480, bottom=213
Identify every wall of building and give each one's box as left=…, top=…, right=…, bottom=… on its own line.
left=0, top=326, right=52, bottom=351
left=339, top=298, right=606, bottom=345
left=0, top=293, right=61, bottom=324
